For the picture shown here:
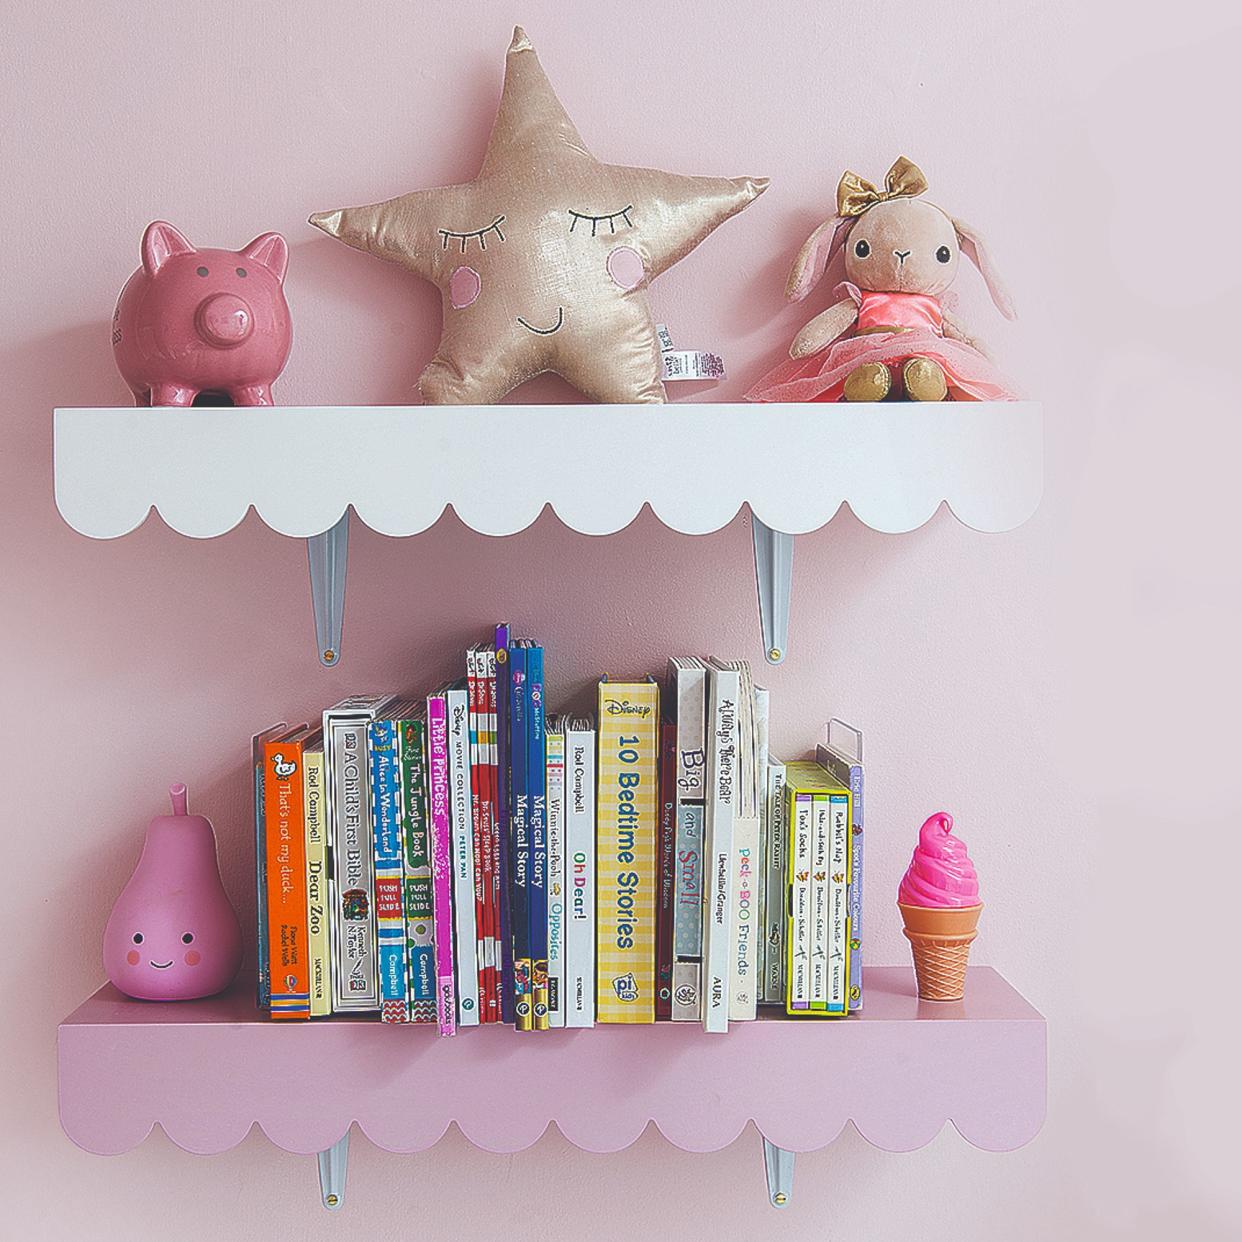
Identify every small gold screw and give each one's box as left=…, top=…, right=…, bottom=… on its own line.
left=774, top=1193, right=787, bottom=1206
left=323, top=649, right=337, bottom=663
left=768, top=648, right=781, bottom=661
left=326, top=1194, right=339, bottom=1207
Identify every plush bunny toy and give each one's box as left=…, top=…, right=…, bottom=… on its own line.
left=746, top=157, right=1017, bottom=403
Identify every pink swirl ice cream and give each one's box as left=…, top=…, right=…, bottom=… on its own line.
left=898, top=812, right=980, bottom=908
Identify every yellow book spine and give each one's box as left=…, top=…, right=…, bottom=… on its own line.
left=595, top=679, right=659, bottom=1023
left=303, top=749, right=331, bottom=1017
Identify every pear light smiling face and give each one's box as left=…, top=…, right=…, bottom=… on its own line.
left=310, top=27, right=766, bottom=405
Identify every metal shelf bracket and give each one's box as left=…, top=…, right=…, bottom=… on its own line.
left=763, top=1136, right=795, bottom=1207
left=307, top=511, right=349, bottom=667
left=752, top=515, right=794, bottom=665
left=317, top=1131, right=349, bottom=1210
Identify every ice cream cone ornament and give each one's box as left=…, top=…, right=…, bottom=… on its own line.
left=898, top=812, right=982, bottom=1001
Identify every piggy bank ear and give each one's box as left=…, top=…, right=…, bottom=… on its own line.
left=241, top=232, right=289, bottom=283
left=141, top=221, right=196, bottom=276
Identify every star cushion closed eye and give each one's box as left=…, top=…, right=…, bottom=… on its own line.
left=309, top=26, right=767, bottom=405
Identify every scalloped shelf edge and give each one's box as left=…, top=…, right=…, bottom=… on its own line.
left=52, top=493, right=1042, bottom=544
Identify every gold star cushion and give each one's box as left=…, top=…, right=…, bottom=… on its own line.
left=310, top=27, right=767, bottom=404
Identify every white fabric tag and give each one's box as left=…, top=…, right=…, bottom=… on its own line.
left=656, top=324, right=726, bottom=382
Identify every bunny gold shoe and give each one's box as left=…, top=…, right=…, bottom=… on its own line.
left=843, top=361, right=892, bottom=401
left=903, top=356, right=948, bottom=401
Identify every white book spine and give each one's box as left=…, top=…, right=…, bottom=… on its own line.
left=702, top=666, right=740, bottom=1033
left=809, top=797, right=829, bottom=1007
left=762, top=761, right=787, bottom=1003
left=546, top=727, right=566, bottom=1028
left=752, top=688, right=770, bottom=1009
left=728, top=810, right=759, bottom=1020
left=790, top=794, right=812, bottom=1010
left=564, top=724, right=596, bottom=1027
left=827, top=795, right=850, bottom=1013
left=446, top=687, right=480, bottom=1026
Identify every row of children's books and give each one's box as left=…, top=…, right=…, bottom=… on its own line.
left=255, top=626, right=865, bottom=1032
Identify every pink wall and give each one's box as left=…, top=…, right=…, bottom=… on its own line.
left=3, top=1, right=1236, bottom=1237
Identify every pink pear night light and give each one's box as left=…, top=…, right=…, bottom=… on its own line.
left=103, top=784, right=242, bottom=1001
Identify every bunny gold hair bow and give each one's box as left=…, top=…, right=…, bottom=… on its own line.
left=836, top=156, right=929, bottom=218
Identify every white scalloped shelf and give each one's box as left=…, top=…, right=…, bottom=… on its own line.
left=52, top=403, right=1043, bottom=664
left=54, top=403, right=1042, bottom=539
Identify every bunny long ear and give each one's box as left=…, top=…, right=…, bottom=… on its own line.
left=785, top=215, right=853, bottom=302
left=952, top=216, right=1016, bottom=320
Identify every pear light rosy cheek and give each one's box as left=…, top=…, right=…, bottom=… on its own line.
left=449, top=265, right=481, bottom=309
left=184, top=949, right=201, bottom=966
left=607, top=246, right=644, bottom=290
left=126, top=950, right=140, bottom=966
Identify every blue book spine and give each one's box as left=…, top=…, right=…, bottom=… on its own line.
left=495, top=624, right=514, bottom=1025
left=508, top=642, right=532, bottom=1029
left=526, top=643, right=549, bottom=1030
left=369, top=719, right=408, bottom=1021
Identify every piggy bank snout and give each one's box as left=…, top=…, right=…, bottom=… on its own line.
left=195, top=292, right=254, bottom=347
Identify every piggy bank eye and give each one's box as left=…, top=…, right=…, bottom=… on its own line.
left=132, top=932, right=144, bottom=944
left=196, top=266, right=209, bottom=277
left=182, top=932, right=194, bottom=944
left=235, top=267, right=247, bottom=278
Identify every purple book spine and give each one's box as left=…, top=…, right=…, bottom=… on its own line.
left=427, top=694, right=457, bottom=1036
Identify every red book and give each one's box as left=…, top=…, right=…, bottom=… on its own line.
left=655, top=719, right=677, bottom=1020
left=263, top=727, right=317, bottom=1019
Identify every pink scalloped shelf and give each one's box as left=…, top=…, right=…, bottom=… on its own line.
left=58, top=966, right=1045, bottom=1158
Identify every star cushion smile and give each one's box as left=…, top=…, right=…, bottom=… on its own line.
left=309, top=27, right=767, bottom=404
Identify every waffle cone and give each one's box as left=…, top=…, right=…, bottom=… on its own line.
left=898, top=902, right=982, bottom=1001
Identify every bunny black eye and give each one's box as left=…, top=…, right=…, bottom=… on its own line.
left=936, top=245, right=952, bottom=263
left=235, top=267, right=247, bottom=277
left=182, top=932, right=194, bottom=944
left=854, top=239, right=871, bottom=258
left=196, top=266, right=209, bottom=277
left=132, top=933, right=144, bottom=944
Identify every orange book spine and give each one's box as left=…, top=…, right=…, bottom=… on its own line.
left=264, top=738, right=311, bottom=1019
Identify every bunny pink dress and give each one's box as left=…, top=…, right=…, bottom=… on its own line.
left=746, top=283, right=1017, bottom=402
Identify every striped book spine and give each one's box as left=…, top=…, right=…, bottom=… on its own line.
left=400, top=717, right=436, bottom=1023
left=426, top=693, right=457, bottom=1035
left=370, top=719, right=408, bottom=1023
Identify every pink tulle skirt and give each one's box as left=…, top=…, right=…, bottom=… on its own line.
left=745, top=328, right=1018, bottom=403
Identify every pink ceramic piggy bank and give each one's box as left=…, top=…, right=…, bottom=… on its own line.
left=103, top=784, right=243, bottom=1001
left=112, top=221, right=292, bottom=406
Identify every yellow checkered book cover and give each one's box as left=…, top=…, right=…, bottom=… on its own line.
left=595, top=677, right=659, bottom=1023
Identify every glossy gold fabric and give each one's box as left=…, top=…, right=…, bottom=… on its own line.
left=310, top=27, right=767, bottom=404
left=836, top=156, right=928, bottom=219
